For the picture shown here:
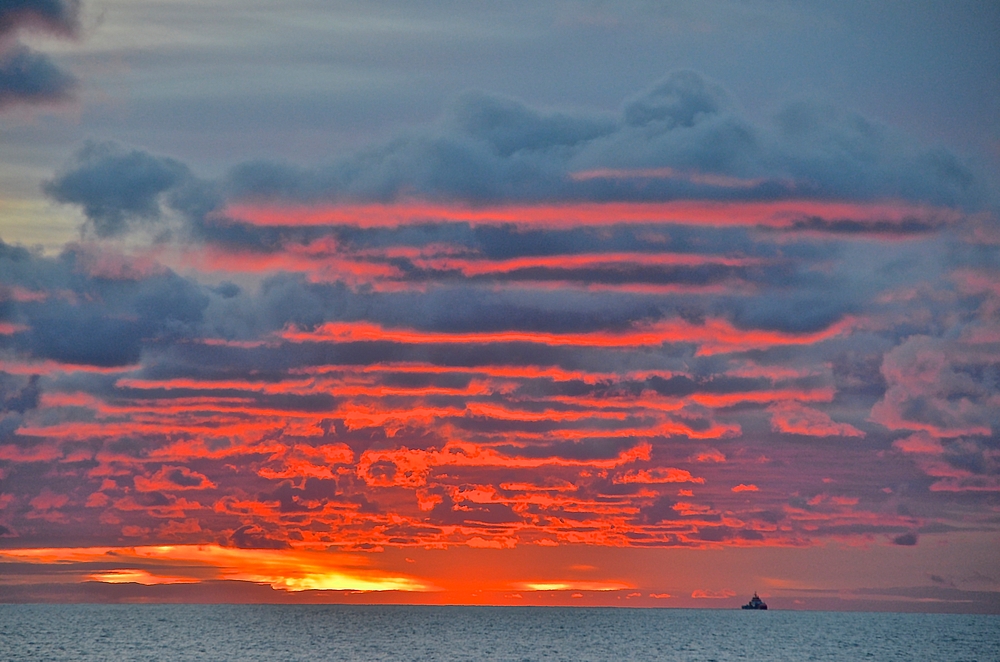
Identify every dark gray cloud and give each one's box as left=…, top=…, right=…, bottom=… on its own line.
left=784, top=216, right=946, bottom=236
left=0, top=238, right=210, bottom=367
left=450, top=89, right=616, bottom=158
left=0, top=372, right=39, bottom=444
left=0, top=45, right=75, bottom=108
left=0, top=372, right=39, bottom=413
left=45, top=72, right=983, bottom=260
left=44, top=141, right=218, bottom=238
left=0, top=0, right=79, bottom=36
left=0, top=0, right=79, bottom=109
left=220, top=71, right=980, bottom=208
left=622, top=71, right=729, bottom=129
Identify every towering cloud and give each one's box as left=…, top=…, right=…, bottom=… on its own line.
left=217, top=71, right=977, bottom=209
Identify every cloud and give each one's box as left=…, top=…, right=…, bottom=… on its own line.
left=133, top=466, right=216, bottom=492
left=871, top=334, right=997, bottom=438
left=6, top=67, right=998, bottom=565
left=0, top=45, right=75, bottom=108
left=0, top=238, right=209, bottom=367
left=691, top=588, right=736, bottom=599
left=622, top=71, right=729, bottom=129
left=768, top=400, right=865, bottom=438
left=893, top=431, right=944, bottom=455
left=211, top=70, right=980, bottom=210
left=0, top=0, right=80, bottom=36
left=29, top=71, right=944, bottom=223
left=865, top=261, right=1000, bottom=493
left=44, top=141, right=216, bottom=238
left=0, top=544, right=431, bottom=592
left=43, top=72, right=982, bottom=278
left=0, top=0, right=79, bottom=109
left=0, top=372, right=39, bottom=414
left=450, top=89, right=616, bottom=159
left=614, top=467, right=704, bottom=484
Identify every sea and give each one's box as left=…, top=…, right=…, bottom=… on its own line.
left=1, top=605, right=997, bottom=661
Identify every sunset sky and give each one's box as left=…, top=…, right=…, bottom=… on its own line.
left=1, top=1, right=999, bottom=612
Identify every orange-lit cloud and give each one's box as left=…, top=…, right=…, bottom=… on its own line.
left=691, top=589, right=737, bottom=599
left=224, top=200, right=958, bottom=231
left=516, top=581, right=632, bottom=591
left=0, top=545, right=432, bottom=592
left=134, top=466, right=216, bottom=492
left=569, top=167, right=770, bottom=189
left=768, top=401, right=865, bottom=437
left=85, top=569, right=200, bottom=585
left=614, top=468, right=705, bottom=484
left=283, top=316, right=855, bottom=356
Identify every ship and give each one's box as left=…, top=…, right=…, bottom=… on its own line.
left=741, top=592, right=768, bottom=610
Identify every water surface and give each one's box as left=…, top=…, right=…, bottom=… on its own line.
left=2, top=605, right=997, bottom=661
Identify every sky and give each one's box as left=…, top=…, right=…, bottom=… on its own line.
left=0, top=0, right=999, bottom=612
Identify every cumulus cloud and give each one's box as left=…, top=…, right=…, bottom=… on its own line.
left=43, top=72, right=982, bottom=278
left=871, top=335, right=997, bottom=438
left=219, top=70, right=978, bottom=208
left=44, top=141, right=218, bottom=238
left=871, top=267, right=1000, bottom=493
left=622, top=71, right=729, bottom=129
left=0, top=238, right=209, bottom=367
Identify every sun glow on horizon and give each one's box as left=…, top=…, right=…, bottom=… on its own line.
left=0, top=545, right=432, bottom=593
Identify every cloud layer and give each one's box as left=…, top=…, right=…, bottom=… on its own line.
left=2, top=71, right=999, bottom=606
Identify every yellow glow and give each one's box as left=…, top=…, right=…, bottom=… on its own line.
left=0, top=545, right=432, bottom=592
left=0, top=198, right=79, bottom=253
left=270, top=572, right=419, bottom=592
left=85, top=569, right=199, bottom=585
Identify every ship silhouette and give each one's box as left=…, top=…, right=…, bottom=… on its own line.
left=741, top=592, right=767, bottom=609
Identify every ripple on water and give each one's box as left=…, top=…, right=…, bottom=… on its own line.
left=0, top=605, right=997, bottom=662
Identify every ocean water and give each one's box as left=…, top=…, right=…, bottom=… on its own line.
left=1, top=605, right=997, bottom=661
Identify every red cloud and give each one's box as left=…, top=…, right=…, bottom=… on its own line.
left=225, top=200, right=957, bottom=231
left=614, top=468, right=705, bottom=484
left=692, top=449, right=726, bottom=463
left=0, top=322, right=28, bottom=335
left=133, top=466, right=216, bottom=492
left=892, top=431, right=944, bottom=455
left=357, top=441, right=652, bottom=488
left=28, top=492, right=64, bottom=511
left=691, top=589, right=736, bottom=599
left=283, top=316, right=855, bottom=356
left=871, top=335, right=995, bottom=438
left=768, top=401, right=864, bottom=437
